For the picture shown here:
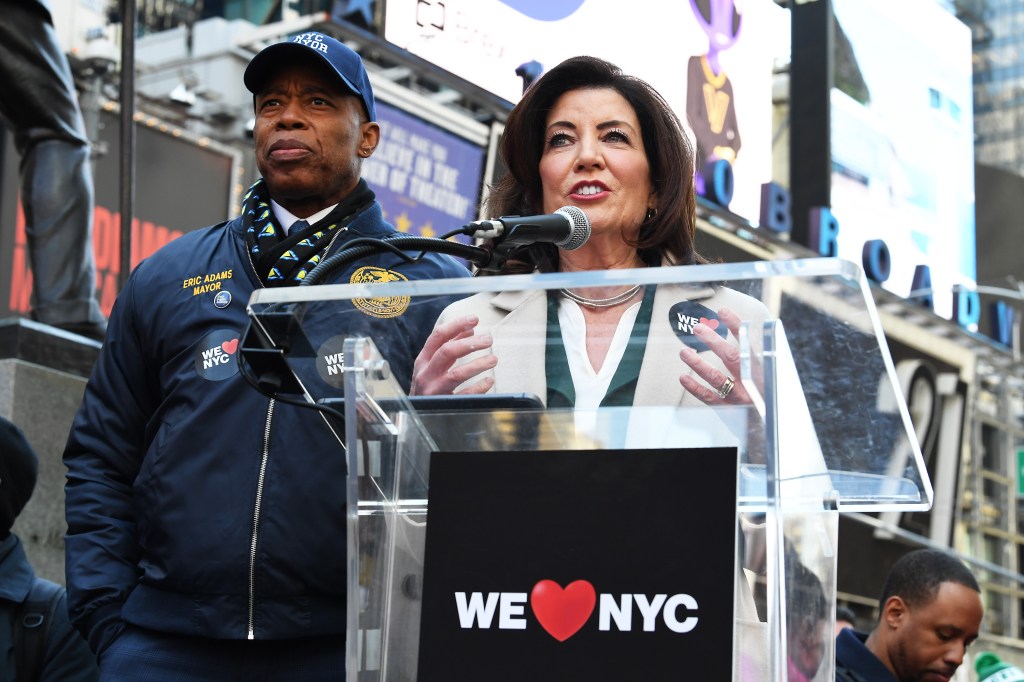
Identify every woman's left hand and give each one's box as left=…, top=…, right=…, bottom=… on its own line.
left=678, top=306, right=752, bottom=405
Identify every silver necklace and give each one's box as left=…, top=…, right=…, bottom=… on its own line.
left=560, top=284, right=642, bottom=308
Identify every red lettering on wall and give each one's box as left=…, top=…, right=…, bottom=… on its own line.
left=93, top=206, right=117, bottom=272
left=99, top=272, right=119, bottom=314
left=9, top=202, right=32, bottom=314
left=9, top=201, right=185, bottom=318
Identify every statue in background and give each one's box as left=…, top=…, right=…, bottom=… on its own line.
left=0, top=0, right=106, bottom=340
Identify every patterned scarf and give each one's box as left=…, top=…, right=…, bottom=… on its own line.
left=241, top=178, right=375, bottom=286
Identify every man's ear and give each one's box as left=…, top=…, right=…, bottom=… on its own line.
left=882, top=595, right=908, bottom=629
left=359, top=121, right=381, bottom=157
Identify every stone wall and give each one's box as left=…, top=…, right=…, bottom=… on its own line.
left=1, top=318, right=98, bottom=584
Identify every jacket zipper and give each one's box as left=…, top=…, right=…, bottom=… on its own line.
left=248, top=398, right=274, bottom=639
left=243, top=223, right=347, bottom=639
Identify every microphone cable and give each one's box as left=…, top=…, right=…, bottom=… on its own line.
left=300, top=234, right=493, bottom=287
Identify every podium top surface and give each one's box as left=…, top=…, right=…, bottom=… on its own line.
left=247, top=257, right=931, bottom=512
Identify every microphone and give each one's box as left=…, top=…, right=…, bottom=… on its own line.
left=467, top=206, right=591, bottom=251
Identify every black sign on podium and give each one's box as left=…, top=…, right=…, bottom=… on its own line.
left=417, top=447, right=738, bottom=681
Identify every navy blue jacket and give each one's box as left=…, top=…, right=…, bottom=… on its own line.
left=835, top=628, right=899, bottom=681
left=1, top=535, right=98, bottom=681
left=63, top=201, right=470, bottom=655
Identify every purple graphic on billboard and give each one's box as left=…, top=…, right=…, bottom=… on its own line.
left=687, top=0, right=743, bottom=198
left=495, top=0, right=586, bottom=21
left=363, top=101, right=486, bottom=243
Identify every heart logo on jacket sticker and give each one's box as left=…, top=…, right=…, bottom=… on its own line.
left=530, top=579, right=596, bottom=642
left=194, top=329, right=241, bottom=381
left=669, top=301, right=728, bottom=353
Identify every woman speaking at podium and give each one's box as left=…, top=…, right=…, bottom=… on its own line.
left=410, top=55, right=766, bottom=414
left=408, top=55, right=773, bottom=678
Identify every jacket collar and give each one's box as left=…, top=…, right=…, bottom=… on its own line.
left=835, top=628, right=899, bottom=681
left=0, top=534, right=34, bottom=603
left=229, top=198, right=389, bottom=238
left=490, top=288, right=544, bottom=313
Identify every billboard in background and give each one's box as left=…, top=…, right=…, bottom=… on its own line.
left=1, top=110, right=240, bottom=319
left=831, top=0, right=975, bottom=318
left=384, top=0, right=789, bottom=223
left=364, top=100, right=486, bottom=239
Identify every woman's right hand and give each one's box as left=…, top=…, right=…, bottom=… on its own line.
left=410, top=315, right=497, bottom=395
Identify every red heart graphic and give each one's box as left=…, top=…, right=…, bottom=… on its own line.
left=530, top=579, right=596, bottom=642
left=221, top=338, right=239, bottom=354
left=699, top=317, right=720, bottom=330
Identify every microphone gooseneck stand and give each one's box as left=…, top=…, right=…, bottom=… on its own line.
left=299, top=234, right=497, bottom=287
left=300, top=203, right=594, bottom=286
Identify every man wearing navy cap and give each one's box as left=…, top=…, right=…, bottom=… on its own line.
left=62, top=32, right=470, bottom=679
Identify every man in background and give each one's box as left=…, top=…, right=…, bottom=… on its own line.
left=835, top=604, right=857, bottom=636
left=0, top=0, right=106, bottom=340
left=835, top=548, right=983, bottom=682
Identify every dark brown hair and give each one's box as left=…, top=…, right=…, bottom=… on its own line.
left=485, top=55, right=701, bottom=273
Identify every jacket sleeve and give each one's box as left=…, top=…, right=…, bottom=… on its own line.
left=62, top=272, right=158, bottom=656
left=39, top=591, right=100, bottom=682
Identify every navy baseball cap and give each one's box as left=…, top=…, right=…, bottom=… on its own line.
left=244, top=32, right=376, bottom=121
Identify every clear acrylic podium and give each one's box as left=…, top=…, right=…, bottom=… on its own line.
left=246, top=257, right=931, bottom=681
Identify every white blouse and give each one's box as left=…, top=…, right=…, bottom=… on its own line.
left=556, top=297, right=643, bottom=409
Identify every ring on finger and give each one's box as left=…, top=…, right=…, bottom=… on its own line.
left=716, top=376, right=735, bottom=400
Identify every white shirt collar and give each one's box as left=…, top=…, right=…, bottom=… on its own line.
left=270, top=201, right=338, bottom=235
